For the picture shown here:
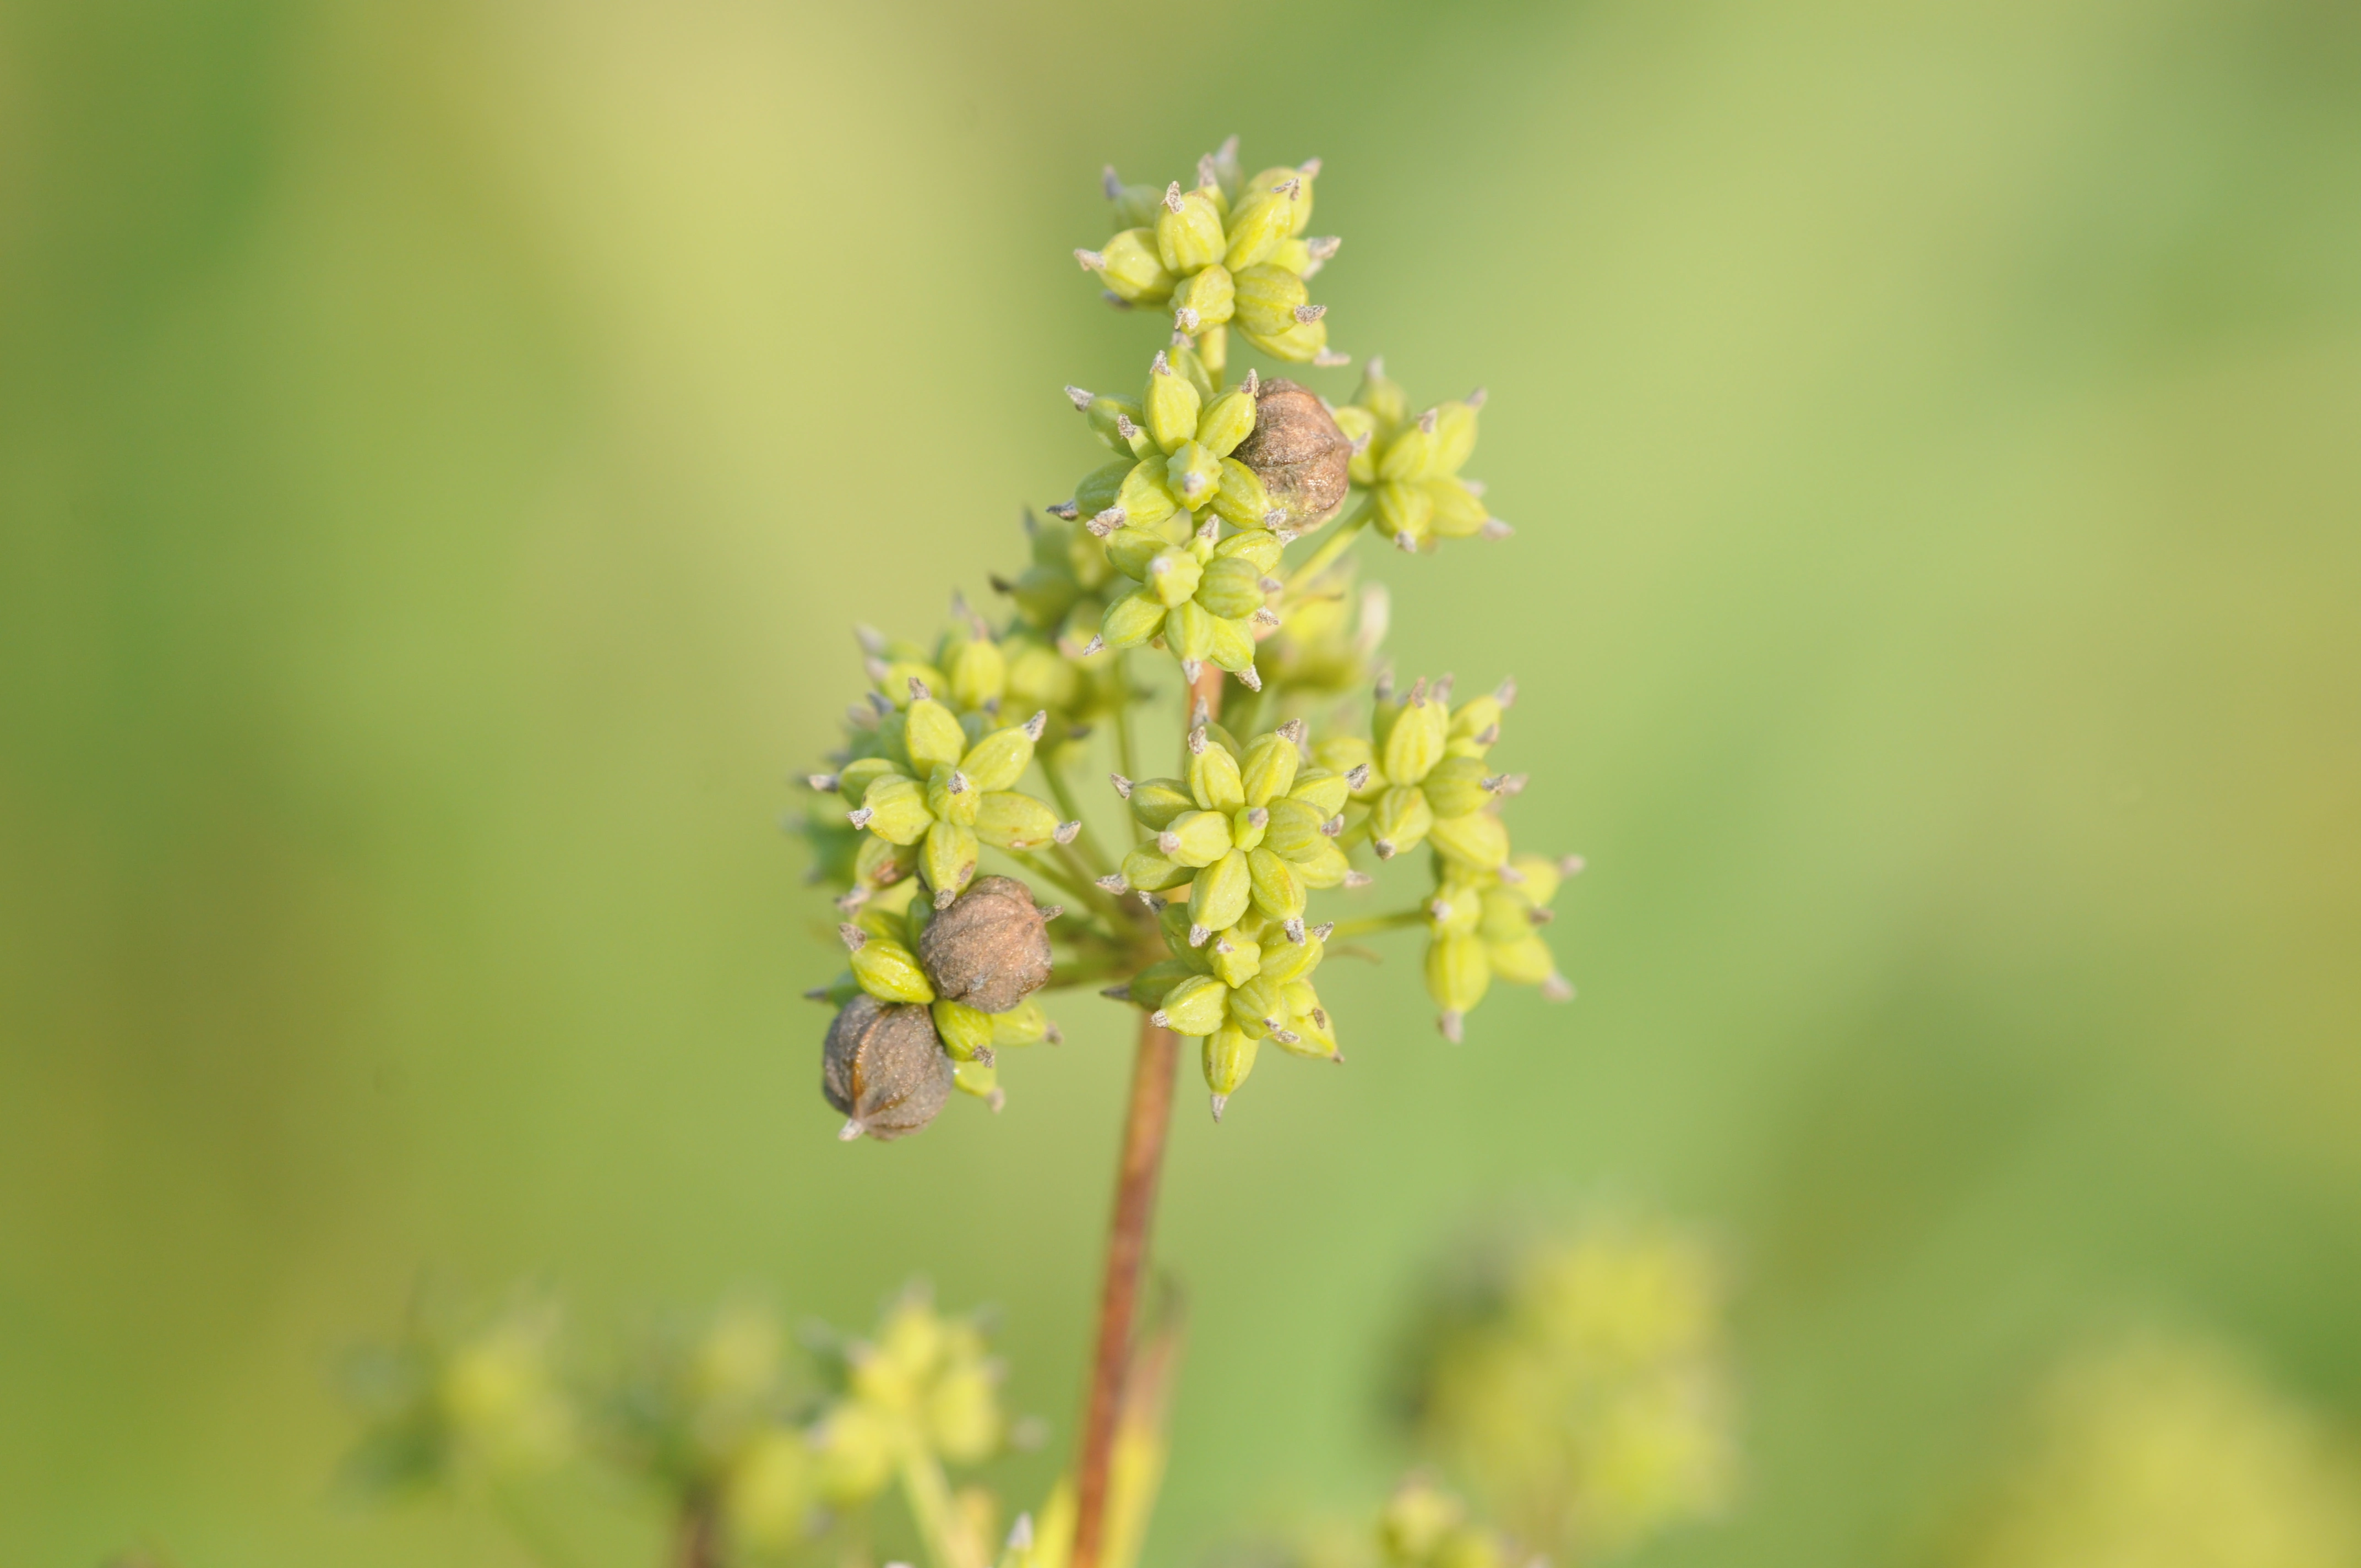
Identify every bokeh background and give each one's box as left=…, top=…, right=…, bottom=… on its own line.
left=4, top=0, right=2359, bottom=1562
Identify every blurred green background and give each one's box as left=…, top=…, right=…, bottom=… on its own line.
left=4, top=0, right=2359, bottom=1562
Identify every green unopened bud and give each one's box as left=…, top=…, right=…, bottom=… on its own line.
left=1145, top=547, right=1203, bottom=608
left=1189, top=847, right=1253, bottom=935
left=855, top=774, right=932, bottom=846
left=1185, top=727, right=1247, bottom=811
left=1380, top=683, right=1449, bottom=784
left=1424, top=931, right=1492, bottom=1027
left=1207, top=931, right=1261, bottom=988
left=1114, top=458, right=1181, bottom=529
left=1248, top=846, right=1307, bottom=922
left=1256, top=926, right=1325, bottom=985
left=1239, top=731, right=1301, bottom=806
left=1103, top=525, right=1167, bottom=581
left=1158, top=809, right=1233, bottom=868
left=1241, top=313, right=1329, bottom=364
left=1477, top=888, right=1536, bottom=945
left=959, top=716, right=1042, bottom=793
left=838, top=756, right=899, bottom=804
left=1165, top=440, right=1222, bottom=510
left=1222, top=184, right=1298, bottom=271
left=975, top=790, right=1060, bottom=851
left=1226, top=973, right=1286, bottom=1038
left=1100, top=586, right=1167, bottom=650
left=951, top=1058, right=998, bottom=1102
left=1432, top=396, right=1481, bottom=472
left=1195, top=383, right=1258, bottom=458
left=1288, top=767, right=1352, bottom=817
left=922, top=819, right=979, bottom=902
left=1508, top=851, right=1566, bottom=906
left=1083, top=393, right=1152, bottom=456
left=931, top=998, right=996, bottom=1061
left=1085, top=228, right=1173, bottom=303
left=1125, top=776, right=1197, bottom=830
left=1170, top=263, right=1234, bottom=331
left=1203, top=1026, right=1258, bottom=1117
left=1283, top=981, right=1336, bottom=1057
left=853, top=833, right=917, bottom=889
left=1155, top=973, right=1230, bottom=1036
left=1231, top=263, right=1308, bottom=340
left=1119, top=843, right=1194, bottom=893
left=1261, top=796, right=1329, bottom=857
left=1209, top=457, right=1276, bottom=527
left=1313, top=736, right=1375, bottom=786
left=1422, top=755, right=1492, bottom=819
left=943, top=638, right=1006, bottom=711
left=1293, top=838, right=1351, bottom=888
left=1206, top=613, right=1256, bottom=678
left=1334, top=405, right=1380, bottom=484
left=1154, top=184, right=1225, bottom=273
left=844, top=926, right=935, bottom=1004
left=1105, top=167, right=1165, bottom=228
left=1427, top=477, right=1490, bottom=539
left=926, top=765, right=981, bottom=827
left=1370, top=785, right=1435, bottom=859
left=1487, top=933, right=1556, bottom=987
left=1427, top=809, right=1508, bottom=870
left=905, top=698, right=967, bottom=776
left=1447, top=690, right=1505, bottom=747
left=1144, top=350, right=1203, bottom=452
left=1165, top=598, right=1217, bottom=663
left=1120, top=959, right=1198, bottom=1012
left=1379, top=413, right=1440, bottom=484
left=1075, top=459, right=1133, bottom=519
left=1194, top=554, right=1264, bottom=620
left=1353, top=358, right=1410, bottom=433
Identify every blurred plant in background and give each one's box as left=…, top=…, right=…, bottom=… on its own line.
left=1940, top=1330, right=2361, bottom=1568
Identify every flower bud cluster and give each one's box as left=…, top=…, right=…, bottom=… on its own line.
left=1378, top=1477, right=1521, bottom=1568
left=810, top=1286, right=1013, bottom=1508
left=1330, top=359, right=1508, bottom=553
left=1079, top=138, right=1346, bottom=369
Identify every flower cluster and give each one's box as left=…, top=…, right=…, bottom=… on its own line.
left=1331, top=360, right=1509, bottom=553
left=1080, top=137, right=1345, bottom=370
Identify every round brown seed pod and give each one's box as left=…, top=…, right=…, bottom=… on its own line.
left=917, top=874, right=1054, bottom=1014
left=823, top=993, right=954, bottom=1141
left=1233, top=377, right=1353, bottom=527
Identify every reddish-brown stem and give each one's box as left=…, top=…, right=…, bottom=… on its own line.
left=1070, top=663, right=1225, bottom=1568
left=672, top=1497, right=719, bottom=1568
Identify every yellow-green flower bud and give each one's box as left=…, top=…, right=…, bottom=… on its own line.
left=842, top=925, right=935, bottom=1004
left=1248, top=845, right=1307, bottom=922
left=1242, top=312, right=1329, bottom=365
left=951, top=1057, right=998, bottom=1102
left=1207, top=930, right=1261, bottom=988
left=1240, top=730, right=1301, bottom=806
left=1428, top=881, right=1484, bottom=937
left=1155, top=973, right=1230, bottom=1036
left=1124, top=776, right=1197, bottom=830
left=1428, top=809, right=1508, bottom=870
left=1158, top=809, right=1233, bottom=868
left=959, top=712, right=1044, bottom=792
left=1101, top=525, right=1165, bottom=581
left=1203, top=1026, right=1258, bottom=1118
left=1185, top=727, right=1247, bottom=812
left=853, top=774, right=931, bottom=846
left=1215, top=526, right=1285, bottom=574
left=1170, top=263, right=1233, bottom=332
left=1113, top=458, right=1181, bottom=530
left=1145, top=546, right=1203, bottom=608
left=1427, top=477, right=1490, bottom=539
left=1448, top=684, right=1508, bottom=747
left=1314, top=735, right=1376, bottom=787
left=1119, top=843, right=1193, bottom=893
left=1487, top=932, right=1556, bottom=986
left=1165, top=439, right=1222, bottom=510
left=837, top=756, right=898, bottom=804
left=1104, top=167, right=1165, bottom=229
left=1222, top=184, right=1298, bottom=271
left=853, top=832, right=916, bottom=889
left=1195, top=383, right=1258, bottom=458
left=1144, top=350, right=1202, bottom=452
left=1226, top=973, right=1287, bottom=1038
left=1080, top=228, right=1173, bottom=303
left=1424, top=932, right=1492, bottom=1040
left=1256, top=926, right=1325, bottom=985
left=1289, top=767, right=1353, bottom=817
left=975, top=790, right=1060, bottom=852
left=1099, top=586, right=1167, bottom=650
left=990, top=998, right=1054, bottom=1047
left=922, top=819, right=978, bottom=902
left=1080, top=391, right=1152, bottom=456
left=1283, top=981, right=1336, bottom=1057
left=905, top=698, right=968, bottom=776
left=1380, top=683, right=1450, bottom=785
left=1165, top=598, right=1218, bottom=663
left=1422, top=755, right=1492, bottom=819
left=926, top=765, right=981, bottom=827
left=1263, top=796, right=1329, bottom=857
left=1432, top=396, right=1481, bottom=472
left=943, top=638, right=1006, bottom=711
left=1209, top=457, right=1277, bottom=527
left=814, top=1402, right=896, bottom=1504
left=1189, top=847, right=1253, bottom=936
left=1231, top=263, right=1308, bottom=340
left=1075, top=458, right=1134, bottom=518
left=1194, top=554, right=1264, bottom=620
left=932, top=998, right=996, bottom=1061
left=1370, top=785, right=1436, bottom=859
left=1477, top=888, right=1536, bottom=945
left=1154, top=183, right=1226, bottom=273
left=1292, top=838, right=1351, bottom=888
left=1206, top=612, right=1256, bottom=677
left=1120, top=958, right=1197, bottom=1012
left=1508, top=850, right=1565, bottom=906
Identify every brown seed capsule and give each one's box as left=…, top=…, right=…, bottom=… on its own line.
left=916, top=874, right=1055, bottom=1014
left=822, top=994, right=954, bottom=1141
left=1232, top=377, right=1353, bottom=526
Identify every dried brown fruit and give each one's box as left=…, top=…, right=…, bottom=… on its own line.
left=1233, top=377, right=1352, bottom=527
left=917, top=874, right=1054, bottom=1014
left=823, top=993, right=954, bottom=1141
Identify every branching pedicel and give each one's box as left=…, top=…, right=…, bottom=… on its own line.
left=794, top=135, right=1584, bottom=1568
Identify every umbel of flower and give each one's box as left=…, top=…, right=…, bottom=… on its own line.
left=1330, top=359, right=1509, bottom=553
left=1087, top=511, right=1288, bottom=689
left=1113, top=900, right=1341, bottom=1122
left=811, top=1288, right=1011, bottom=1508
left=1078, top=139, right=1345, bottom=369
left=1319, top=674, right=1525, bottom=868
left=991, top=507, right=1120, bottom=649
left=828, top=683, right=1079, bottom=907
left=1423, top=851, right=1580, bottom=1043
left=1102, top=718, right=1354, bottom=943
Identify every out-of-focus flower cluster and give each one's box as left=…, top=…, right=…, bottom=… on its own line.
left=1944, top=1331, right=2361, bottom=1568
left=1396, top=1219, right=1737, bottom=1564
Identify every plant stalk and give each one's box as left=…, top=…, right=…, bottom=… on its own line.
left=1070, top=662, right=1223, bottom=1568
